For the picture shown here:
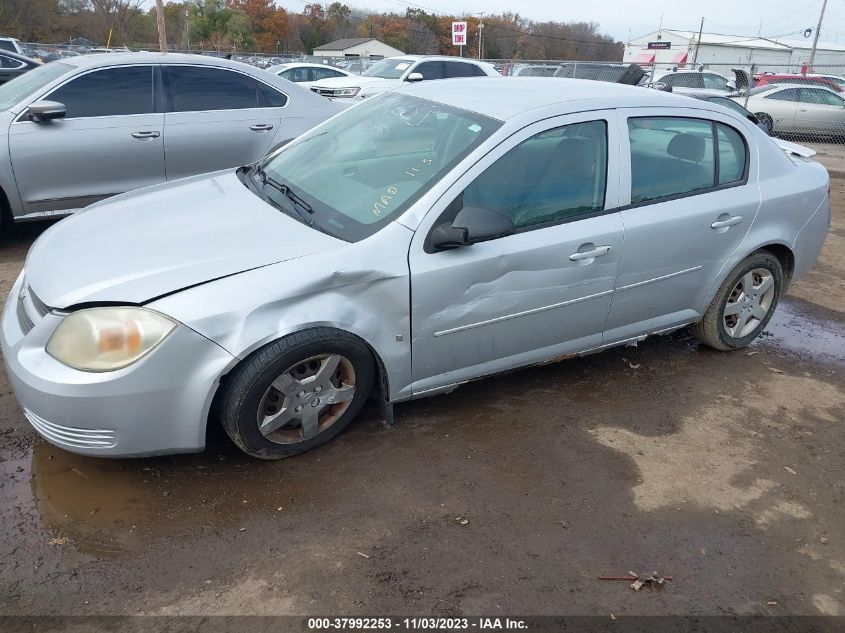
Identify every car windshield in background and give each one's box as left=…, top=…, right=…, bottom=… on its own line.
left=0, top=61, right=70, bottom=111
left=259, top=92, right=501, bottom=241
left=362, top=59, right=415, bottom=79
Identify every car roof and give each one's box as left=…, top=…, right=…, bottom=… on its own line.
left=382, top=54, right=488, bottom=64
left=398, top=77, right=732, bottom=121
left=271, top=62, right=346, bottom=69
left=766, top=82, right=839, bottom=92
left=58, top=52, right=262, bottom=71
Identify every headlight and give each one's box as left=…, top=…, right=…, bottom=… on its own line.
left=46, top=307, right=176, bottom=372
left=333, top=87, right=360, bottom=97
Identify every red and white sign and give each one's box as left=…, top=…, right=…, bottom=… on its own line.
left=452, top=21, right=467, bottom=46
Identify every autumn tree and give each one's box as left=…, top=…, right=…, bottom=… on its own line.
left=228, top=0, right=290, bottom=52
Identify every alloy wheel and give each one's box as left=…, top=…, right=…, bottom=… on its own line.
left=722, top=267, right=776, bottom=339
left=256, top=354, right=356, bottom=444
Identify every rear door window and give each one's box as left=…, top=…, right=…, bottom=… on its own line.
left=166, top=66, right=260, bottom=112
left=47, top=66, right=155, bottom=118
left=800, top=87, right=844, bottom=106
left=0, top=53, right=25, bottom=69
left=628, top=117, right=715, bottom=203
left=312, top=67, right=344, bottom=80
left=628, top=117, right=747, bottom=204
left=444, top=61, right=485, bottom=78
left=414, top=61, right=444, bottom=80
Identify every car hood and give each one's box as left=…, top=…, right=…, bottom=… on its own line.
left=25, top=171, right=340, bottom=309
left=311, top=76, right=398, bottom=89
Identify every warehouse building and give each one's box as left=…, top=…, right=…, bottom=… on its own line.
left=312, top=37, right=404, bottom=59
left=624, top=29, right=845, bottom=71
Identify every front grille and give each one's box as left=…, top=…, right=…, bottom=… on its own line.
left=16, top=297, right=34, bottom=334
left=16, top=283, right=50, bottom=335
left=24, top=408, right=118, bottom=449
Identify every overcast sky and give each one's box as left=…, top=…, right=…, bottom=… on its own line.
left=267, top=0, right=845, bottom=44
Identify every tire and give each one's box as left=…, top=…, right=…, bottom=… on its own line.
left=219, top=328, right=375, bottom=459
left=692, top=251, right=783, bottom=351
left=756, top=113, right=773, bottom=136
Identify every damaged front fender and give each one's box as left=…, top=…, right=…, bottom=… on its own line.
left=149, top=221, right=415, bottom=402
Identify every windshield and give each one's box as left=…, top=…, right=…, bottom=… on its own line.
left=257, top=92, right=501, bottom=241
left=0, top=61, right=71, bottom=111
left=362, top=58, right=415, bottom=79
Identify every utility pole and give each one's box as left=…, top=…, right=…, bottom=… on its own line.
left=478, top=13, right=484, bottom=60
left=185, top=9, right=190, bottom=52
left=808, top=0, right=828, bottom=71
left=155, top=0, right=167, bottom=53
left=691, top=16, right=704, bottom=65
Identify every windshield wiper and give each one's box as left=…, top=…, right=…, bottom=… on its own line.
left=252, top=165, right=315, bottom=224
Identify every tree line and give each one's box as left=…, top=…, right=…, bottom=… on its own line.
left=0, top=0, right=623, bottom=61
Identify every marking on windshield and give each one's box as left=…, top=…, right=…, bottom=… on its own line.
left=372, top=186, right=398, bottom=217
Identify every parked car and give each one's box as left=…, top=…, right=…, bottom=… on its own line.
left=807, top=73, right=845, bottom=90
left=753, top=73, right=843, bottom=92
left=2, top=78, right=829, bottom=459
left=0, top=53, right=343, bottom=224
left=653, top=69, right=734, bottom=95
left=736, top=84, right=845, bottom=137
left=267, top=62, right=353, bottom=87
left=0, top=50, right=39, bottom=85
left=509, top=64, right=559, bottom=77
left=309, top=55, right=498, bottom=99
left=553, top=62, right=632, bottom=82
left=0, top=37, right=25, bottom=55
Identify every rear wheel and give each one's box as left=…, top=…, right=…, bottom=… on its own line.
left=692, top=251, right=782, bottom=351
left=219, top=328, right=375, bottom=459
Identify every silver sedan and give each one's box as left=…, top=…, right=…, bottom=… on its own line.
left=1, top=78, right=830, bottom=459
left=736, top=84, right=845, bottom=137
left=0, top=53, right=343, bottom=224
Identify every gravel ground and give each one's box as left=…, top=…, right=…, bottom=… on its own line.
left=0, top=180, right=842, bottom=618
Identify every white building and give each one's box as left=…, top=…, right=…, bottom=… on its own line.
left=624, top=29, right=845, bottom=72
left=312, top=38, right=404, bottom=59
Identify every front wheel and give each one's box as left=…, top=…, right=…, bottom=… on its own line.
left=692, top=251, right=783, bottom=351
left=219, top=328, right=375, bottom=459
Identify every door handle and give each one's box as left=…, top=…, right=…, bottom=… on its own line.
left=249, top=123, right=274, bottom=131
left=710, top=216, right=743, bottom=229
left=569, top=245, right=612, bottom=261
left=131, top=131, right=160, bottom=139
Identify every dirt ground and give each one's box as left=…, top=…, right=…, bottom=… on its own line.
left=0, top=179, right=843, bottom=618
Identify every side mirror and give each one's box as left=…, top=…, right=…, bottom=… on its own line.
left=406, top=72, right=424, bottom=82
left=430, top=206, right=515, bottom=251
left=27, top=100, right=66, bottom=122
left=653, top=82, right=672, bottom=92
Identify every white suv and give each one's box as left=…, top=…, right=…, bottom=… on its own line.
left=0, top=37, right=25, bottom=56
left=310, top=55, right=499, bottom=99
left=654, top=69, right=735, bottom=95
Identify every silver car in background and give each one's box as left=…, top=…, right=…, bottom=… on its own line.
left=737, top=84, right=845, bottom=137
left=0, top=53, right=343, bottom=224
left=1, top=79, right=830, bottom=459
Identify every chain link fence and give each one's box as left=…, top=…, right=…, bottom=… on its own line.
left=16, top=42, right=845, bottom=142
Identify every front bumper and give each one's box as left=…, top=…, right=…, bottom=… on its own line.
left=1, top=272, right=236, bottom=457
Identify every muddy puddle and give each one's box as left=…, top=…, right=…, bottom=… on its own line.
left=3, top=422, right=380, bottom=558
left=756, top=298, right=845, bottom=364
